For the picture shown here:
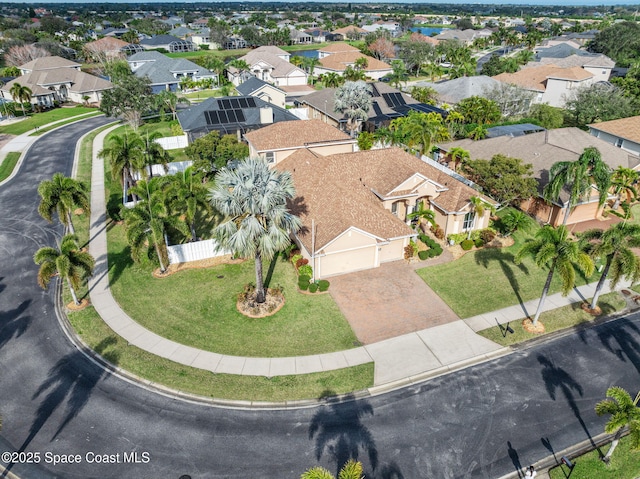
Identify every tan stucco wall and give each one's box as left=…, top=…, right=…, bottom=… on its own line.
left=378, top=238, right=406, bottom=263
left=319, top=246, right=376, bottom=277
left=324, top=228, right=377, bottom=253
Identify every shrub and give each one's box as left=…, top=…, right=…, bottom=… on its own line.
left=309, top=283, right=319, bottom=293
left=295, top=257, right=308, bottom=269
left=298, top=275, right=310, bottom=291
left=433, top=247, right=443, bottom=256
left=461, top=239, right=474, bottom=250
left=474, top=238, right=484, bottom=248
left=418, top=234, right=429, bottom=244
left=298, top=264, right=313, bottom=278
left=447, top=233, right=467, bottom=245
left=479, top=229, right=496, bottom=243
left=418, top=250, right=429, bottom=260
left=433, top=227, right=445, bottom=240
left=318, top=280, right=330, bottom=292
left=290, top=253, right=302, bottom=266
left=404, top=240, right=418, bottom=259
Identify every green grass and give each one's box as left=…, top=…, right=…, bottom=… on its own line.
left=0, top=107, right=98, bottom=135
left=62, top=121, right=374, bottom=401
left=417, top=216, right=599, bottom=318
left=0, top=152, right=21, bottom=183
left=67, top=303, right=373, bottom=401
left=477, top=291, right=626, bottom=346
left=106, top=120, right=176, bottom=140
left=181, top=89, right=230, bottom=100
left=548, top=435, right=640, bottom=479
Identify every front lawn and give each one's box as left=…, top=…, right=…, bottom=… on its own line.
left=0, top=107, right=98, bottom=135
left=548, top=435, right=640, bottom=479
left=417, top=214, right=599, bottom=318
left=0, top=152, right=21, bottom=183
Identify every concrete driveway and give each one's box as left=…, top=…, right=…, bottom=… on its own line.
left=329, top=260, right=460, bottom=344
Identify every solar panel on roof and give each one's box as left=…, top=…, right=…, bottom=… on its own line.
left=372, top=102, right=383, bottom=117
left=220, top=99, right=232, bottom=110
left=394, top=93, right=406, bottom=105
left=230, top=98, right=241, bottom=109
left=218, top=110, right=229, bottom=123
left=370, top=84, right=380, bottom=97
left=246, top=97, right=257, bottom=108
left=234, top=109, right=246, bottom=122
left=381, top=93, right=396, bottom=108
left=239, top=98, right=249, bottom=108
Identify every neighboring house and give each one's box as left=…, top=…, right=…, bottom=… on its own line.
left=305, top=28, right=338, bottom=43
left=83, top=37, right=132, bottom=62
left=223, top=35, right=247, bottom=50
left=169, top=26, right=196, bottom=39
left=191, top=28, right=219, bottom=49
left=236, top=77, right=286, bottom=109
left=331, top=25, right=368, bottom=40
left=189, top=18, right=210, bottom=30
left=433, top=28, right=477, bottom=45
left=485, top=123, right=546, bottom=139
left=127, top=51, right=216, bottom=93
left=289, top=29, right=313, bottom=45
left=437, top=128, right=640, bottom=226
left=177, top=95, right=299, bottom=141
left=531, top=43, right=615, bottom=82
left=296, top=82, right=447, bottom=132
left=315, top=42, right=392, bottom=80
left=276, top=147, right=496, bottom=278
left=413, top=75, right=502, bottom=106
left=139, top=34, right=195, bottom=53
left=362, top=21, right=401, bottom=36
left=493, top=65, right=595, bottom=108
left=244, top=119, right=356, bottom=165
left=233, top=45, right=308, bottom=88
left=0, top=55, right=113, bottom=106
left=589, top=116, right=640, bottom=157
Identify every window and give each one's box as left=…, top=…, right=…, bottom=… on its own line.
left=463, top=211, right=474, bottom=231
left=615, top=138, right=623, bottom=148
left=391, top=202, right=398, bottom=216
left=265, top=152, right=275, bottom=164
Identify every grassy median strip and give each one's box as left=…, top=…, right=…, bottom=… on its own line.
left=59, top=120, right=374, bottom=401
left=476, top=291, right=626, bottom=346
left=0, top=152, right=21, bottom=183
left=548, top=435, right=640, bottom=479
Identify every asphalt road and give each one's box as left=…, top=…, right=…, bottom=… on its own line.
left=1, top=119, right=639, bottom=479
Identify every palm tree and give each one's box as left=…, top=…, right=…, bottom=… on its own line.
left=334, top=81, right=372, bottom=137
left=300, top=460, right=364, bottom=479
left=303, top=57, right=320, bottom=85
left=515, top=49, right=534, bottom=65
left=124, top=179, right=189, bottom=273
left=209, top=157, right=302, bottom=303
left=388, top=60, right=409, bottom=89
left=228, top=59, right=251, bottom=82
left=156, top=90, right=189, bottom=121
left=543, top=147, right=612, bottom=225
left=392, top=111, right=450, bottom=157
left=140, top=131, right=171, bottom=179
left=501, top=209, right=533, bottom=236
left=595, top=386, right=640, bottom=463
left=610, top=166, right=638, bottom=211
left=343, top=66, right=366, bottom=82
left=98, top=132, right=144, bottom=196
left=581, top=223, right=640, bottom=310
left=323, top=72, right=344, bottom=88
left=354, top=57, right=369, bottom=71
left=466, top=196, right=495, bottom=239
left=9, top=82, right=32, bottom=117
left=407, top=200, right=436, bottom=229
left=37, top=173, right=90, bottom=235
left=447, top=146, right=470, bottom=171
left=165, top=167, right=212, bottom=242
left=515, top=225, right=594, bottom=326
left=34, top=234, right=95, bottom=306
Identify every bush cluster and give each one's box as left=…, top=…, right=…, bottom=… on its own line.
left=298, top=264, right=312, bottom=278
left=298, top=274, right=310, bottom=291
left=417, top=234, right=443, bottom=260
left=461, top=239, right=474, bottom=251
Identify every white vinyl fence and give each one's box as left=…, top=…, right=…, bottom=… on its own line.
left=166, top=238, right=231, bottom=264
left=156, top=134, right=189, bottom=150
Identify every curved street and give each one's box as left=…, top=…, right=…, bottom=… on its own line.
left=0, top=118, right=639, bottom=478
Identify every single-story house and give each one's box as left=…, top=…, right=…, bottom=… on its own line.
left=232, top=45, right=308, bottom=88
left=177, top=95, right=300, bottom=141
left=235, top=77, right=287, bottom=109
left=437, top=127, right=640, bottom=226
left=589, top=116, right=640, bottom=157
left=244, top=119, right=357, bottom=165
left=413, top=75, right=502, bottom=106
left=1, top=56, right=113, bottom=106
left=315, top=42, right=392, bottom=80
left=277, top=147, right=497, bottom=278
left=139, top=34, right=196, bottom=53
left=296, top=82, right=448, bottom=133
left=331, top=25, right=368, bottom=40
left=127, top=51, right=216, bottom=93
left=223, top=36, right=247, bottom=50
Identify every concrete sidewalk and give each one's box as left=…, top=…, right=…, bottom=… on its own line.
left=3, top=116, right=630, bottom=390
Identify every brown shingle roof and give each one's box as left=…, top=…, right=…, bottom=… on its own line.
left=240, top=49, right=305, bottom=79
left=493, top=65, right=592, bottom=91
left=318, top=42, right=361, bottom=53
left=319, top=52, right=391, bottom=73
left=85, top=36, right=130, bottom=51
left=589, top=116, right=640, bottom=144
left=244, top=119, right=352, bottom=151
left=438, top=127, right=640, bottom=203
left=331, top=26, right=368, bottom=36
left=20, top=55, right=81, bottom=72
left=277, top=147, right=493, bottom=253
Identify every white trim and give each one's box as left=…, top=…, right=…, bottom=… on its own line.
left=318, top=226, right=385, bottom=253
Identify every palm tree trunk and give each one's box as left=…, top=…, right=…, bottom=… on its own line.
left=533, top=267, right=555, bottom=325
left=562, top=204, right=572, bottom=225
left=66, top=211, right=75, bottom=235
left=602, top=428, right=623, bottom=463
left=255, top=250, right=266, bottom=303
left=590, top=256, right=612, bottom=310
left=67, top=278, right=80, bottom=305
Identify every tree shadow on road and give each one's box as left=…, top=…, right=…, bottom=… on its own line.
left=537, top=355, right=603, bottom=456
left=309, top=393, right=379, bottom=477
left=0, top=298, right=32, bottom=350
left=594, top=317, right=640, bottom=376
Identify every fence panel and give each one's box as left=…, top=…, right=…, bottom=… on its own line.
left=166, top=239, right=231, bottom=264
left=156, top=135, right=189, bottom=150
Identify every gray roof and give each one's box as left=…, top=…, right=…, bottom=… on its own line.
left=169, top=26, right=195, bottom=37
left=415, top=76, right=501, bottom=105
left=536, top=43, right=595, bottom=60
left=140, top=35, right=191, bottom=47
left=438, top=127, right=640, bottom=203
left=127, top=51, right=213, bottom=86
left=236, top=77, right=284, bottom=96
left=485, top=123, right=546, bottom=139
left=177, top=96, right=299, bottom=135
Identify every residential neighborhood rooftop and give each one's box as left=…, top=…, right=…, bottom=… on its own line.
left=493, top=65, right=593, bottom=92
left=244, top=119, right=353, bottom=151
left=588, top=115, right=640, bottom=144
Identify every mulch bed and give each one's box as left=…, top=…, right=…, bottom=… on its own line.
left=522, top=318, right=545, bottom=333
left=237, top=289, right=285, bottom=318
left=67, top=298, right=90, bottom=311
